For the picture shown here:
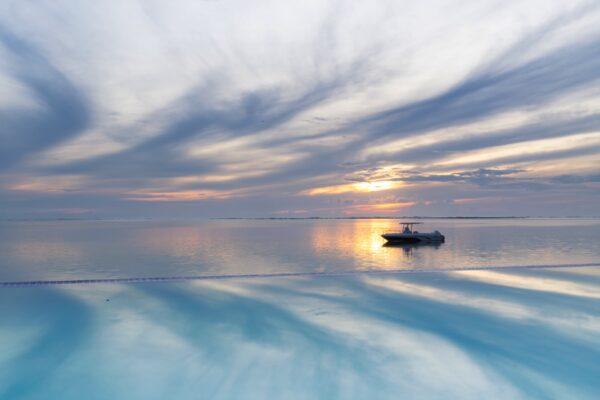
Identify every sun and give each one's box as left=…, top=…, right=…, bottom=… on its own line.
left=353, top=181, right=398, bottom=192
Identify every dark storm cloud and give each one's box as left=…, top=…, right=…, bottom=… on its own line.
left=0, top=26, right=90, bottom=170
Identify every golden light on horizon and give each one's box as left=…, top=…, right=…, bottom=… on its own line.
left=353, top=181, right=397, bottom=192
left=309, top=219, right=408, bottom=270
left=343, top=201, right=417, bottom=214
left=302, top=181, right=402, bottom=196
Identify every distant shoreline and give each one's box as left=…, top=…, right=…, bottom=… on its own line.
left=213, top=216, right=532, bottom=220
left=1, top=216, right=598, bottom=222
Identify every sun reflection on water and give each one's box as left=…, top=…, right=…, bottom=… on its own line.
left=308, top=219, right=444, bottom=270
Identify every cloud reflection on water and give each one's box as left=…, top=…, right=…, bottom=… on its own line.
left=1, top=267, right=600, bottom=399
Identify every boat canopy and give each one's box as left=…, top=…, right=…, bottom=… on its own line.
left=398, top=222, right=422, bottom=234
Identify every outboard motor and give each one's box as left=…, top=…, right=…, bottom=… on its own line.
left=433, top=230, right=445, bottom=242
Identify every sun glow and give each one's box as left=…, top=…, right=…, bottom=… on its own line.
left=354, top=181, right=398, bottom=192
left=302, top=181, right=402, bottom=196
left=345, top=202, right=417, bottom=214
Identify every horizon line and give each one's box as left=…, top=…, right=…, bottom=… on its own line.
left=1, top=215, right=600, bottom=222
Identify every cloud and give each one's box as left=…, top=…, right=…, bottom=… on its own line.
left=353, top=8, right=600, bottom=144
left=346, top=167, right=524, bottom=184
left=0, top=1, right=599, bottom=216
left=0, top=26, right=90, bottom=170
left=551, top=174, right=600, bottom=184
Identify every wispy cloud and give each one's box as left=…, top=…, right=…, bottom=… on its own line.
left=0, top=26, right=90, bottom=170
left=1, top=0, right=599, bottom=217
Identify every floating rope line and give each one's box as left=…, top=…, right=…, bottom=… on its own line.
left=1, top=262, right=599, bottom=288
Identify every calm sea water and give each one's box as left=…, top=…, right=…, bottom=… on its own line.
left=1, top=219, right=600, bottom=399
left=1, top=218, right=599, bottom=281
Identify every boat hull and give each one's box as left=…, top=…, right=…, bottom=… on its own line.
left=381, top=233, right=445, bottom=244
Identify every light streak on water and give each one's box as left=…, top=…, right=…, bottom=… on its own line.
left=1, top=262, right=600, bottom=287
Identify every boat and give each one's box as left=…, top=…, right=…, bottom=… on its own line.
left=381, top=222, right=445, bottom=244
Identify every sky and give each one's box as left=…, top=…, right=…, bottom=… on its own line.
left=1, top=0, right=599, bottom=218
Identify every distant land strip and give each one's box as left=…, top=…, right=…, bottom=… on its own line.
left=2, top=262, right=600, bottom=288
left=3, top=216, right=600, bottom=222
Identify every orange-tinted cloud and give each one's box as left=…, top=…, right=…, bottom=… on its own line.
left=301, top=181, right=403, bottom=196
left=124, top=190, right=236, bottom=202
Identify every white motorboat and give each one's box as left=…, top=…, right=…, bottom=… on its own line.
left=381, top=222, right=445, bottom=244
